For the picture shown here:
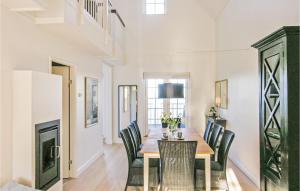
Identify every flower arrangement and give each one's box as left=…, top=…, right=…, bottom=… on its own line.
left=208, top=106, right=217, bottom=117
left=160, top=112, right=182, bottom=129
left=161, top=112, right=172, bottom=123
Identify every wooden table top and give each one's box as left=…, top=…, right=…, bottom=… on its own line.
left=140, top=128, right=214, bottom=155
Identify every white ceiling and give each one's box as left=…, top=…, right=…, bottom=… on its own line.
left=197, top=0, right=231, bottom=18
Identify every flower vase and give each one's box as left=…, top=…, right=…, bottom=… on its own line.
left=168, top=125, right=177, bottom=138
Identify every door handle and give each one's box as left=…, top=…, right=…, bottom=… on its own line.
left=50, top=146, right=55, bottom=159
left=55, top=146, right=61, bottom=159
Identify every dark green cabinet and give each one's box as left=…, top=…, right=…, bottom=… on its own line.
left=252, top=27, right=299, bottom=191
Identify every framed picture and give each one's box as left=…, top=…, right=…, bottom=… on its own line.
left=215, top=79, right=228, bottom=109
left=85, top=77, right=99, bottom=127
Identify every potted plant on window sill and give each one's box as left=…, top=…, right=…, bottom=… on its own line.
left=160, top=112, right=171, bottom=128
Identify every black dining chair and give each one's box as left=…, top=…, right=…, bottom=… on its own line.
left=128, top=124, right=143, bottom=158
left=208, top=124, right=223, bottom=156
left=203, top=120, right=214, bottom=142
left=195, top=130, right=235, bottom=191
left=158, top=140, right=198, bottom=191
left=132, top=121, right=142, bottom=147
left=120, top=128, right=159, bottom=191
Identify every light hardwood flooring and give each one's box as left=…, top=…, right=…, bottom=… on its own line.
left=63, top=144, right=259, bottom=191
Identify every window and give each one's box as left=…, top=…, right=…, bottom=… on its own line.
left=146, top=79, right=187, bottom=128
left=145, top=0, right=166, bottom=15
left=169, top=79, right=186, bottom=118
left=147, top=79, right=164, bottom=126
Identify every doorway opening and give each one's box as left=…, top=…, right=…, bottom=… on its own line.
left=51, top=61, right=72, bottom=179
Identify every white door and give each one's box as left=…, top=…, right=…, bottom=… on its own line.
left=52, top=66, right=70, bottom=178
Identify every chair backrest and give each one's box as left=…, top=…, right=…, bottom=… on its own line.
left=158, top=140, right=197, bottom=191
left=120, top=128, right=136, bottom=166
left=218, top=130, right=235, bottom=171
left=128, top=124, right=140, bottom=155
left=204, top=120, right=214, bottom=142
left=208, top=124, right=223, bottom=151
left=132, top=121, right=142, bottom=145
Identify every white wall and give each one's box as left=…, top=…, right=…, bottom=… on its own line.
left=101, top=63, right=113, bottom=144
left=112, top=0, right=217, bottom=142
left=0, top=5, right=103, bottom=185
left=215, top=0, right=300, bottom=187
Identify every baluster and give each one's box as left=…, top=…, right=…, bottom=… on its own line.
left=94, top=1, right=96, bottom=19
left=89, top=0, right=91, bottom=15
left=93, top=1, right=95, bottom=19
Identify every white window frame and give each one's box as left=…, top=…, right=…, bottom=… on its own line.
left=144, top=73, right=191, bottom=133
left=144, top=0, right=167, bottom=15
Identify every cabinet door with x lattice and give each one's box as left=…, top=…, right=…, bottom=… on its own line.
left=253, top=26, right=299, bottom=191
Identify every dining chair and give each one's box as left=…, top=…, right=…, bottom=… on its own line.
left=120, top=128, right=159, bottom=191
left=158, top=140, right=198, bottom=191
left=195, top=130, right=235, bottom=191
left=208, top=124, right=223, bottom=153
left=128, top=124, right=143, bottom=158
left=203, top=120, right=214, bottom=142
left=132, top=120, right=142, bottom=147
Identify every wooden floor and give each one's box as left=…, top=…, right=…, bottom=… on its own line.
left=63, top=144, right=259, bottom=191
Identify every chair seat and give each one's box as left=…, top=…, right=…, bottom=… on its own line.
left=195, top=169, right=228, bottom=190
left=194, top=159, right=223, bottom=171
left=132, top=158, right=159, bottom=168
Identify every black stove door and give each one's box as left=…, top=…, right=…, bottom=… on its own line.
left=36, top=124, right=60, bottom=190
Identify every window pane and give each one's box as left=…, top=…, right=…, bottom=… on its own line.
left=147, top=79, right=156, bottom=87
left=146, top=0, right=155, bottom=3
left=148, top=88, right=156, bottom=98
left=148, top=99, right=155, bottom=108
left=178, top=104, right=185, bottom=109
left=170, top=109, right=178, bottom=117
left=149, top=120, right=155, bottom=125
left=156, top=4, right=165, bottom=14
left=156, top=79, right=164, bottom=85
left=178, top=109, right=184, bottom=116
left=156, top=99, right=163, bottom=108
left=148, top=109, right=155, bottom=119
left=146, top=4, right=155, bottom=14
left=156, top=109, right=164, bottom=120
left=177, top=79, right=186, bottom=85
left=170, top=98, right=177, bottom=104
left=155, top=0, right=165, bottom=3
left=178, top=98, right=185, bottom=104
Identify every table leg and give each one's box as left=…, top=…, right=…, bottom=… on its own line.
left=144, top=154, right=149, bottom=191
left=205, top=155, right=211, bottom=191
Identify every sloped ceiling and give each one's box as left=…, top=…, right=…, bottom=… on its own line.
left=197, top=0, right=231, bottom=18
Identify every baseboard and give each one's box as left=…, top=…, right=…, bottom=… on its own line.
left=229, top=157, right=260, bottom=188
left=75, top=151, right=103, bottom=177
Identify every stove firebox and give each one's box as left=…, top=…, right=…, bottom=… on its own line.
left=35, top=120, right=60, bottom=190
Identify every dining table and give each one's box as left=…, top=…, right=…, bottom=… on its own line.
left=140, top=127, right=214, bottom=191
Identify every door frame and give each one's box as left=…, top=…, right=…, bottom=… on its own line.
left=49, top=56, right=76, bottom=178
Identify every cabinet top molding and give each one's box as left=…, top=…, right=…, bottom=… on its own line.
left=252, top=26, right=299, bottom=49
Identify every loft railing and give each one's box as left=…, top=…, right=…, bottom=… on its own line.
left=111, top=9, right=125, bottom=28
left=78, top=0, right=104, bottom=27
left=77, top=0, right=125, bottom=30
